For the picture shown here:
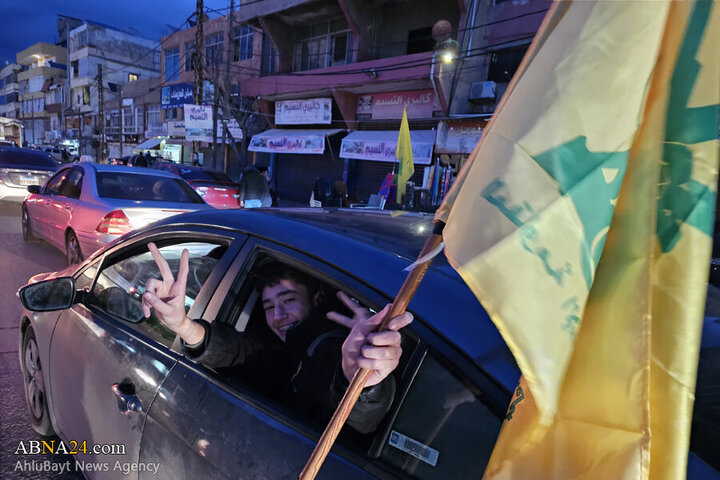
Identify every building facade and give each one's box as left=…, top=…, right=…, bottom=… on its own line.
left=15, top=43, right=67, bottom=146
left=0, top=63, right=24, bottom=122
left=66, top=20, right=160, bottom=159
left=160, top=13, right=265, bottom=170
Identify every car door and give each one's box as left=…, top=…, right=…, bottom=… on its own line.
left=47, top=166, right=84, bottom=248
left=26, top=168, right=69, bottom=243
left=47, top=227, right=245, bottom=480
left=140, top=237, right=394, bottom=479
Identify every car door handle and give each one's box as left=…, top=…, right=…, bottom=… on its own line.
left=111, top=383, right=143, bottom=414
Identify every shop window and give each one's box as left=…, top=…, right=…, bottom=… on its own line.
left=165, top=47, right=180, bottom=82
left=234, top=26, right=254, bottom=62
left=128, top=73, right=139, bottom=82
left=407, top=27, right=435, bottom=55
left=165, top=108, right=178, bottom=121
left=488, top=44, right=529, bottom=83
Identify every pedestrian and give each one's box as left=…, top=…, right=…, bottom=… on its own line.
left=238, top=165, right=272, bottom=208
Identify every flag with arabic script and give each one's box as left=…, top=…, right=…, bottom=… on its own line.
left=435, top=1, right=718, bottom=478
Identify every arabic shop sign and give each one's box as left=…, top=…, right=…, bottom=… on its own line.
left=356, top=89, right=441, bottom=120
left=161, top=83, right=193, bottom=109
left=216, top=118, right=244, bottom=142
left=249, top=133, right=326, bottom=154
left=276, top=98, right=332, bottom=125
left=183, top=104, right=213, bottom=142
left=435, top=119, right=487, bottom=154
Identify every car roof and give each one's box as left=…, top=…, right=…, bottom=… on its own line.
left=151, top=207, right=520, bottom=391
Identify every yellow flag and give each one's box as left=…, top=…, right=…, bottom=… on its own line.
left=435, top=1, right=719, bottom=478
left=396, top=108, right=414, bottom=203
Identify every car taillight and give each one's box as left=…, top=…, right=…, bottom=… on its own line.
left=96, top=210, right=132, bottom=235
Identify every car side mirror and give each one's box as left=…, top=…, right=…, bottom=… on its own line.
left=27, top=185, right=41, bottom=194
left=18, top=277, right=77, bottom=312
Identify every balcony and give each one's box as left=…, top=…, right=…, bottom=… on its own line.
left=242, top=51, right=434, bottom=99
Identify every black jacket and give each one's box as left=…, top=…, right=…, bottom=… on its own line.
left=182, top=317, right=395, bottom=433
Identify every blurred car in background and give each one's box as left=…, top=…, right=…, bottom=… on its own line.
left=0, top=146, right=58, bottom=201
left=22, top=163, right=211, bottom=265
left=152, top=161, right=241, bottom=209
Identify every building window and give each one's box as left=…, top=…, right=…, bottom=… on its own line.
left=233, top=26, right=254, bottom=61
left=72, top=60, right=79, bottom=78
left=147, top=106, right=162, bottom=127
left=407, top=27, right=435, bottom=54
left=184, top=41, right=196, bottom=71
left=164, top=47, right=180, bottom=82
left=293, top=16, right=353, bottom=72
left=488, top=44, right=529, bottom=83
left=205, top=32, right=224, bottom=67
left=165, top=108, right=178, bottom=121
left=128, top=73, right=139, bottom=82
left=261, top=33, right=277, bottom=76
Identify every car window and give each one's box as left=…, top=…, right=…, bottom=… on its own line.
left=95, top=171, right=205, bottom=203
left=0, top=148, right=57, bottom=168
left=90, top=241, right=227, bottom=348
left=379, top=353, right=502, bottom=479
left=75, top=261, right=99, bottom=291
left=44, top=170, right=69, bottom=195
left=59, top=168, right=83, bottom=198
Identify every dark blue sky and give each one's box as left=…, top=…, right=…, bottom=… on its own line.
left=1, top=0, right=228, bottom=66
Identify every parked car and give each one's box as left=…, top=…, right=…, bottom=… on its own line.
left=110, top=154, right=155, bottom=167
left=0, top=146, right=57, bottom=201
left=152, top=161, right=242, bottom=209
left=40, top=145, right=71, bottom=163
left=21, top=163, right=211, bottom=265
left=15, top=209, right=719, bottom=479
left=0, top=138, right=19, bottom=147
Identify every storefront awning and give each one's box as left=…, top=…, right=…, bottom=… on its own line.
left=134, top=138, right=162, bottom=150
left=249, top=128, right=344, bottom=154
left=340, top=130, right=435, bottom=165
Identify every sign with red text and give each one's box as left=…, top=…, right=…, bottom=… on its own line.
left=356, top=89, right=441, bottom=120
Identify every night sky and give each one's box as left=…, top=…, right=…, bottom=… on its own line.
left=0, top=0, right=229, bottom=67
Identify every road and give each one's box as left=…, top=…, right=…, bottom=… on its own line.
left=0, top=201, right=82, bottom=479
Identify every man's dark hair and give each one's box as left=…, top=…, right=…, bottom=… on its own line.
left=255, top=262, right=320, bottom=298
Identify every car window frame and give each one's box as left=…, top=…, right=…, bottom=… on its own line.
left=43, top=167, right=71, bottom=195
left=58, top=166, right=84, bottom=199
left=75, top=225, right=247, bottom=352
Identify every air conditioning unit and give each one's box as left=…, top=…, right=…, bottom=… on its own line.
left=469, top=81, right=497, bottom=101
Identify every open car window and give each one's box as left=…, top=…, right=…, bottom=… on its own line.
left=90, top=241, right=227, bottom=348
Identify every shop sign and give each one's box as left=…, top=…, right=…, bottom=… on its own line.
left=249, top=134, right=325, bottom=154
left=184, top=104, right=213, bottom=142
left=167, top=121, right=185, bottom=137
left=340, top=130, right=434, bottom=165
left=161, top=82, right=193, bottom=109
left=145, top=123, right=168, bottom=138
left=216, top=118, right=243, bottom=142
left=435, top=119, right=486, bottom=154
left=356, top=89, right=441, bottom=120
left=276, top=98, right=332, bottom=125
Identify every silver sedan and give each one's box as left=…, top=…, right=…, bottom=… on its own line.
left=22, top=163, right=213, bottom=265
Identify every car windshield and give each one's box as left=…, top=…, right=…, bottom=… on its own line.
left=0, top=148, right=57, bottom=168
left=96, top=172, right=205, bottom=203
left=179, top=168, right=232, bottom=182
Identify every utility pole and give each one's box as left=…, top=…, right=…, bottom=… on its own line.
left=193, top=0, right=205, bottom=164
left=119, top=83, right=123, bottom=157
left=97, top=64, right=104, bottom=163
left=222, top=0, right=234, bottom=174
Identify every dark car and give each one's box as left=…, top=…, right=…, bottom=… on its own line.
left=16, top=209, right=720, bottom=479
left=153, top=161, right=242, bottom=209
left=0, top=146, right=58, bottom=201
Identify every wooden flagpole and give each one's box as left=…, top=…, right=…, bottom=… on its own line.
left=299, top=221, right=445, bottom=480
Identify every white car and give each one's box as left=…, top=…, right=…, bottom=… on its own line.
left=22, top=163, right=213, bottom=264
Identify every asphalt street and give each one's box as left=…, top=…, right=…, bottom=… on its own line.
left=0, top=201, right=82, bottom=479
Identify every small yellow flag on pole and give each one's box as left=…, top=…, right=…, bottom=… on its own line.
left=396, top=107, right=414, bottom=203
left=435, top=1, right=719, bottom=478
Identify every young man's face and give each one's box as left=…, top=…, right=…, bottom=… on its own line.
left=262, top=279, right=313, bottom=342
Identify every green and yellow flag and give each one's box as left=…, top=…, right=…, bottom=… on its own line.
left=396, top=107, right=414, bottom=203
left=435, top=1, right=718, bottom=478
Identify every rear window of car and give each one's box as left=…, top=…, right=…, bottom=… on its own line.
left=96, top=172, right=205, bottom=203
left=179, top=168, right=232, bottom=182
left=0, top=148, right=57, bottom=168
